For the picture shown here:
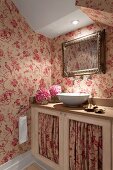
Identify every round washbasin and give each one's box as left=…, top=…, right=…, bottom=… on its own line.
left=57, top=93, right=90, bottom=107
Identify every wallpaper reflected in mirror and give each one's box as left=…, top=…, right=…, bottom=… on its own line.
left=62, top=30, right=106, bottom=76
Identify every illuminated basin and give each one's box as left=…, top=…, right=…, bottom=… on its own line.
left=57, top=93, right=90, bottom=107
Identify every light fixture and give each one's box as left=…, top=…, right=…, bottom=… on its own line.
left=72, top=20, right=79, bottom=25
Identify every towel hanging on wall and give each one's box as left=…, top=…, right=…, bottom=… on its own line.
left=19, top=116, right=28, bottom=144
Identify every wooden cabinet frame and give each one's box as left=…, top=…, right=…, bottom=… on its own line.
left=31, top=107, right=112, bottom=170
left=31, top=107, right=64, bottom=170
left=63, top=113, right=112, bottom=170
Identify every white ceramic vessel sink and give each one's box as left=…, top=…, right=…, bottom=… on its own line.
left=57, top=93, right=90, bottom=107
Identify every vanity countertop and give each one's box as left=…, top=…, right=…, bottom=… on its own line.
left=31, top=103, right=113, bottom=120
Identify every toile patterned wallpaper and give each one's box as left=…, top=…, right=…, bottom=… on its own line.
left=0, top=0, right=52, bottom=165
left=76, top=0, right=113, bottom=13
left=51, top=24, right=113, bottom=98
left=81, top=7, right=113, bottom=27
left=76, top=0, right=113, bottom=27
left=1, top=0, right=113, bottom=166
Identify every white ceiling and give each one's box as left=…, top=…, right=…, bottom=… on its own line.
left=12, top=0, right=94, bottom=38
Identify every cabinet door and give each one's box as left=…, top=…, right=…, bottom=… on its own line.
left=31, top=107, right=64, bottom=170
left=64, top=113, right=111, bottom=170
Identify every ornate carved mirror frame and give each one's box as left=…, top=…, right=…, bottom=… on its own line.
left=62, top=30, right=106, bottom=77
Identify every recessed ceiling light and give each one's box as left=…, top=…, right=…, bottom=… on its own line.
left=72, top=20, right=79, bottom=25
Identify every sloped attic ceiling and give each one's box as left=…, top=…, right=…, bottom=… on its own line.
left=76, top=0, right=113, bottom=27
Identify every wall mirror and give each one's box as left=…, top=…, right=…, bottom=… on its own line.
left=62, top=30, right=105, bottom=77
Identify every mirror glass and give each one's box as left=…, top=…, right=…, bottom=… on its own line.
left=62, top=30, right=105, bottom=76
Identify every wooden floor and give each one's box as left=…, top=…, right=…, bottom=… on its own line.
left=25, top=163, right=43, bottom=170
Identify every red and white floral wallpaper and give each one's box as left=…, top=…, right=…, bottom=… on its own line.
left=51, top=24, right=113, bottom=98
left=76, top=0, right=113, bottom=27
left=0, top=0, right=52, bottom=165
left=76, top=0, right=113, bottom=13
left=1, top=0, right=113, bottom=166
left=81, top=7, right=113, bottom=27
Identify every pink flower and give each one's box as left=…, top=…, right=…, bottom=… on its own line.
left=11, top=79, right=18, bottom=87
left=86, top=79, right=92, bottom=86
left=35, top=89, right=51, bottom=103
left=14, top=99, right=20, bottom=106
left=10, top=19, right=18, bottom=28
left=0, top=113, right=4, bottom=121
left=33, top=49, right=41, bottom=62
left=0, top=28, right=12, bottom=40
left=12, top=138, right=18, bottom=146
left=0, top=49, right=4, bottom=57
left=49, top=85, right=62, bottom=97
left=65, top=78, right=73, bottom=86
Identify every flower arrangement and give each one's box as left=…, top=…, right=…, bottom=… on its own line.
left=49, top=85, right=62, bottom=97
left=49, top=85, right=62, bottom=102
left=35, top=88, right=51, bottom=104
left=35, top=85, right=62, bottom=104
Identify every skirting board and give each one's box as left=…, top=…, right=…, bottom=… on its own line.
left=34, top=157, right=53, bottom=170
left=0, top=151, right=53, bottom=170
left=0, top=151, right=34, bottom=170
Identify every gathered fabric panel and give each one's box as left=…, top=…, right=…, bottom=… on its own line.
left=69, top=120, right=102, bottom=170
left=38, top=112, right=59, bottom=164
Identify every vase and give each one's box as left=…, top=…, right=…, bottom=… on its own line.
left=41, top=100, right=48, bottom=105
left=50, top=96, right=60, bottom=103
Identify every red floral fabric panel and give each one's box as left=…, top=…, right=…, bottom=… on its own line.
left=69, top=120, right=102, bottom=170
left=38, top=112, right=59, bottom=164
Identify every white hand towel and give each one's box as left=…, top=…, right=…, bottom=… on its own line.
left=19, top=116, right=28, bottom=144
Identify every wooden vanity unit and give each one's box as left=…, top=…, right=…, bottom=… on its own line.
left=31, top=103, right=113, bottom=170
